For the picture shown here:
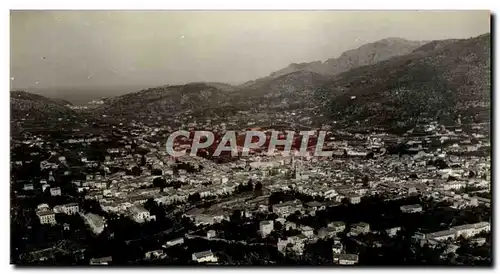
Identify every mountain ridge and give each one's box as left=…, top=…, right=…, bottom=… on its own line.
left=11, top=33, right=491, bottom=131
left=240, top=37, right=428, bottom=88
left=315, top=33, right=491, bottom=130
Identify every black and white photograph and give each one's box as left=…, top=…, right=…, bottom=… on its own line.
left=9, top=9, right=492, bottom=266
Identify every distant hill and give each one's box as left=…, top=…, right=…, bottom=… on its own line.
left=10, top=91, right=78, bottom=131
left=28, top=37, right=430, bottom=124
left=22, top=85, right=152, bottom=105
left=241, top=37, right=427, bottom=87
left=11, top=91, right=72, bottom=106
left=18, top=34, right=490, bottom=133
left=321, top=37, right=428, bottom=75
left=315, top=33, right=491, bottom=130
left=97, top=82, right=233, bottom=121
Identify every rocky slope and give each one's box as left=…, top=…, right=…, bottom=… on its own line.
left=315, top=33, right=491, bottom=130
left=241, top=37, right=427, bottom=87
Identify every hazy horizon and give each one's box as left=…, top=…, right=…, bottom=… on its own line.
left=11, top=10, right=490, bottom=95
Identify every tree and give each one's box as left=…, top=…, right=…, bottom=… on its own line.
left=127, top=165, right=142, bottom=176
left=362, top=175, right=369, bottom=187
left=144, top=198, right=156, bottom=211
left=341, top=197, right=350, bottom=205
left=247, top=180, right=254, bottom=191
left=432, top=159, right=449, bottom=169
left=83, top=199, right=105, bottom=215
left=230, top=210, right=242, bottom=223
left=151, top=169, right=162, bottom=176
left=255, top=182, right=263, bottom=191
left=152, top=177, right=167, bottom=191
left=274, top=221, right=283, bottom=231
left=188, top=192, right=201, bottom=203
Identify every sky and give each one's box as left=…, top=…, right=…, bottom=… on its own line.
left=11, top=10, right=490, bottom=93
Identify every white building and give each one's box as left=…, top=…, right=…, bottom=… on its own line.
left=50, top=187, right=62, bottom=196
left=349, top=195, right=361, bottom=204
left=285, top=221, right=297, bottom=230
left=259, top=220, right=274, bottom=237
left=453, top=224, right=479, bottom=238
left=144, top=250, right=165, bottom=260
left=23, top=184, right=34, bottom=191
left=327, top=221, right=346, bottom=233
left=277, top=235, right=307, bottom=255
left=186, top=213, right=227, bottom=226
left=300, top=226, right=314, bottom=238
left=90, top=256, right=112, bottom=265
left=192, top=250, right=218, bottom=263
left=426, top=230, right=457, bottom=241
left=37, top=203, right=50, bottom=212
left=165, top=237, right=184, bottom=247
left=471, top=237, right=487, bottom=246
left=443, top=181, right=466, bottom=190
left=350, top=222, right=370, bottom=235
left=207, top=230, right=217, bottom=239
left=425, top=221, right=490, bottom=242
left=272, top=200, right=303, bottom=217
left=53, top=205, right=65, bottom=214
left=453, top=222, right=490, bottom=238
left=128, top=205, right=153, bottom=223
left=64, top=203, right=79, bottom=214
left=334, top=253, right=359, bottom=265
left=332, top=239, right=343, bottom=254
left=37, top=210, right=56, bottom=225
left=400, top=204, right=423, bottom=213
left=54, top=203, right=80, bottom=215
left=385, top=226, right=401, bottom=237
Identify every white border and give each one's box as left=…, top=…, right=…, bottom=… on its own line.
left=3, top=1, right=498, bottom=274
left=3, top=0, right=499, bottom=10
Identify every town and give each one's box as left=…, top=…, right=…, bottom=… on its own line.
left=10, top=116, right=491, bottom=265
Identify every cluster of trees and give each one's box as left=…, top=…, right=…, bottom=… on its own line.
left=427, top=158, right=449, bottom=169
left=268, top=190, right=323, bottom=205
left=235, top=180, right=262, bottom=193
left=126, top=165, right=142, bottom=176
left=151, top=169, right=162, bottom=176
left=152, top=177, right=185, bottom=191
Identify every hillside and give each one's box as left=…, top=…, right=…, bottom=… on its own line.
left=98, top=83, right=233, bottom=121
left=231, top=70, right=332, bottom=112
left=315, top=33, right=491, bottom=130
left=85, top=38, right=431, bottom=125
left=73, top=34, right=490, bottom=131
left=11, top=91, right=76, bottom=120
left=11, top=91, right=78, bottom=132
left=321, top=37, right=428, bottom=75
left=241, top=37, right=427, bottom=87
